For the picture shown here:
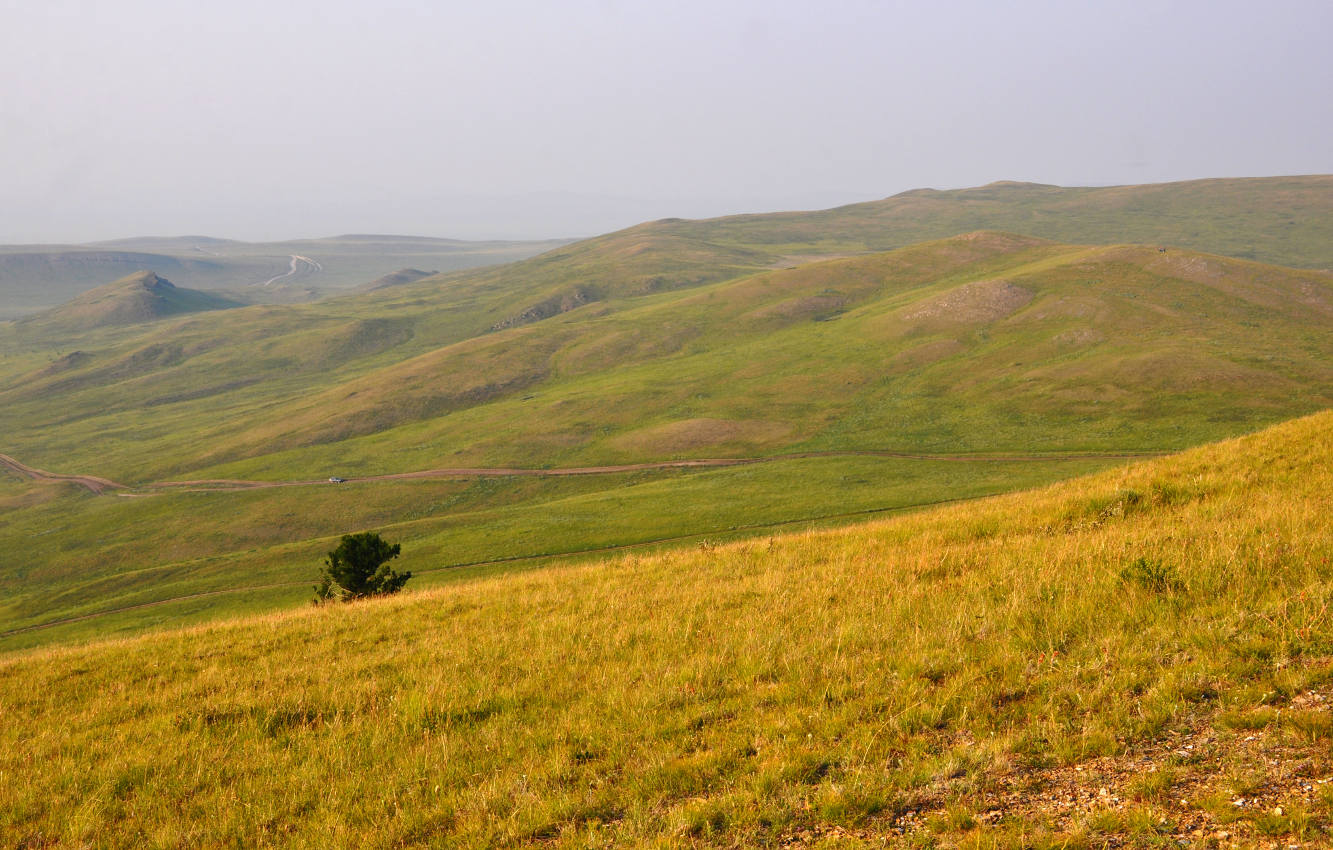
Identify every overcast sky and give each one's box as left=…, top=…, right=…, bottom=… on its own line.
left=2, top=0, right=1329, bottom=243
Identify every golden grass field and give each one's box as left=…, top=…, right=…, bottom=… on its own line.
left=4, top=409, right=1330, bottom=848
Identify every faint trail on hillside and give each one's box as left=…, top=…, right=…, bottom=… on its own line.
left=0, top=453, right=125, bottom=494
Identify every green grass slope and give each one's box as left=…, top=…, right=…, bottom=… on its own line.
left=3, top=410, right=1331, bottom=847
left=196, top=235, right=1330, bottom=475
left=0, top=230, right=1330, bottom=648
left=4, top=232, right=1328, bottom=483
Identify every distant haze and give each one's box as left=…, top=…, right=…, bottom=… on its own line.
left=2, top=0, right=1329, bottom=243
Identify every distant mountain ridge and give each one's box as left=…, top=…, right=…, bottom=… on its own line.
left=0, top=234, right=571, bottom=319
left=650, top=175, right=1333, bottom=270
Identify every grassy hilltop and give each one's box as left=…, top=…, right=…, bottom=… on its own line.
left=658, top=175, right=1333, bottom=270
left=3, top=411, right=1331, bottom=847
left=1, top=176, right=1332, bottom=648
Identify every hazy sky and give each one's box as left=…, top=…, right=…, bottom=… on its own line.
left=2, top=0, right=1329, bottom=242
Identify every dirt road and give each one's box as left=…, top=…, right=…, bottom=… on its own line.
left=0, top=453, right=125, bottom=494
left=149, top=449, right=1160, bottom=491
left=148, top=457, right=760, bottom=490
left=259, top=254, right=322, bottom=287
left=2, top=449, right=1163, bottom=496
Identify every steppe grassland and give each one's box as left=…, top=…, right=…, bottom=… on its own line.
left=3, top=411, right=1330, bottom=847
left=0, top=453, right=1114, bottom=650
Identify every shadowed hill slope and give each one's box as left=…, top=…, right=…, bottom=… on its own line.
left=3, top=410, right=1330, bottom=846
left=360, top=268, right=438, bottom=291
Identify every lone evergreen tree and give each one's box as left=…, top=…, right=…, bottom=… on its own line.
left=314, top=531, right=411, bottom=603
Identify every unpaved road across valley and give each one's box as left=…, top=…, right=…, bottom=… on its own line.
left=259, top=254, right=323, bottom=287
left=1, top=449, right=1166, bottom=495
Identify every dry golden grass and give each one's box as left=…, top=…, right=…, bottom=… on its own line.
left=2, top=410, right=1331, bottom=847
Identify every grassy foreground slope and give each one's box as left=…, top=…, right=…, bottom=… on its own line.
left=4, top=411, right=1331, bottom=848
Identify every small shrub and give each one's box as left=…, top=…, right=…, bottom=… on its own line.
left=1119, top=557, right=1184, bottom=593
left=314, top=531, right=411, bottom=602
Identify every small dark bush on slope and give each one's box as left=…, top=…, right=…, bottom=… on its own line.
left=314, top=531, right=411, bottom=602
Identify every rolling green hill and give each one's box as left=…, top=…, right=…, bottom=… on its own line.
left=4, top=410, right=1330, bottom=847
left=0, top=208, right=1330, bottom=650
left=16, top=271, right=242, bottom=333
left=1, top=175, right=1330, bottom=648
left=3, top=231, right=1329, bottom=483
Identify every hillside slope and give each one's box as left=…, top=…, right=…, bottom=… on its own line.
left=4, top=232, right=1329, bottom=484
left=1, top=230, right=1330, bottom=648
left=4, top=410, right=1330, bottom=847
left=17, top=271, right=243, bottom=332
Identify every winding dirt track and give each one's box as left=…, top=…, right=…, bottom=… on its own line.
left=0, top=453, right=126, bottom=495
left=258, top=254, right=322, bottom=287
left=1, top=449, right=1166, bottom=495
